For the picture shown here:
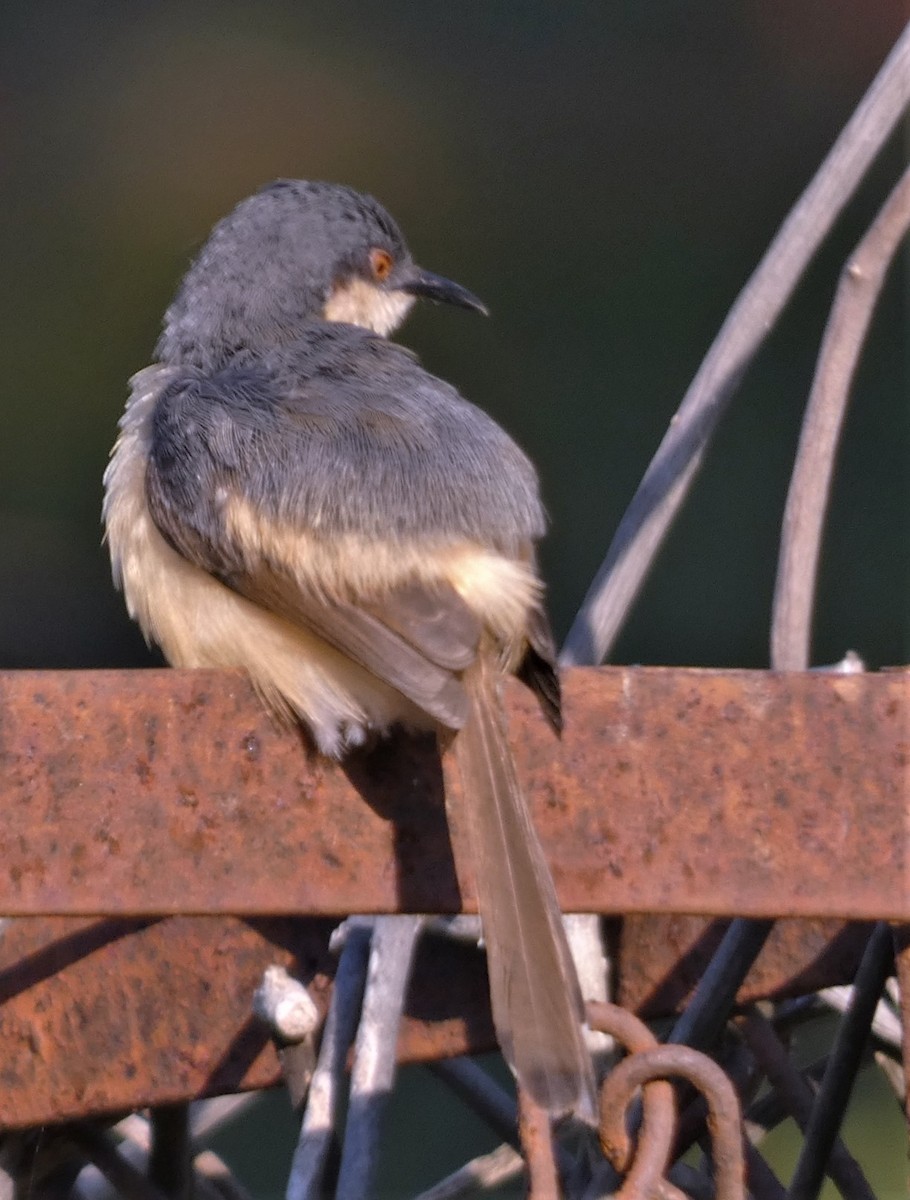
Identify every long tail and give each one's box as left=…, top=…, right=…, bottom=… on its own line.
left=452, top=656, right=597, bottom=1121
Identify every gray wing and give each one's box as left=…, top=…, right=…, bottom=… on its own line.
left=144, top=332, right=558, bottom=730
left=148, top=327, right=547, bottom=551
left=144, top=351, right=501, bottom=729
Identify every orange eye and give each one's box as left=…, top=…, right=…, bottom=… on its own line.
left=369, top=248, right=394, bottom=281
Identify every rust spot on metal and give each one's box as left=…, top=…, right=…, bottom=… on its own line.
left=0, top=915, right=497, bottom=1129
left=0, top=666, right=904, bottom=1127
left=0, top=667, right=904, bottom=919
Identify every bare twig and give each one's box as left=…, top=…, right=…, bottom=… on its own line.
left=668, top=919, right=774, bottom=1051
left=787, top=922, right=894, bottom=1200
left=113, top=1116, right=152, bottom=1153
left=893, top=926, right=910, bottom=1126
left=190, top=1095, right=259, bottom=1142
left=664, top=1162, right=718, bottom=1200
left=0, top=1141, right=19, bottom=1200
left=254, top=965, right=321, bottom=1042
left=254, top=965, right=322, bottom=1110
left=411, top=1143, right=525, bottom=1200
left=562, top=20, right=910, bottom=666
left=286, top=920, right=372, bottom=1200
left=564, top=915, right=614, bottom=1065
left=817, top=983, right=903, bottom=1048
left=425, top=915, right=483, bottom=945
left=75, top=1113, right=251, bottom=1200
left=771, top=164, right=910, bottom=668
left=741, top=1144, right=788, bottom=1200
left=737, top=1009, right=874, bottom=1200
left=192, top=1152, right=257, bottom=1200
left=66, top=1125, right=168, bottom=1200
left=745, top=1058, right=827, bottom=1138
left=335, top=914, right=426, bottom=1200
left=872, top=1052, right=906, bottom=1108
left=425, top=1060, right=570, bottom=1195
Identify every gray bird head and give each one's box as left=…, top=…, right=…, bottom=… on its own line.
left=156, top=180, right=487, bottom=368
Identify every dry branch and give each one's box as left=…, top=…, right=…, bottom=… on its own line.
left=562, top=20, right=910, bottom=667
left=771, top=164, right=910, bottom=669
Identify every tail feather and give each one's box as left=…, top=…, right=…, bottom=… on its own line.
left=452, top=657, right=597, bottom=1121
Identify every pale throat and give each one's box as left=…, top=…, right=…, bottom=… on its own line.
left=323, top=277, right=415, bottom=337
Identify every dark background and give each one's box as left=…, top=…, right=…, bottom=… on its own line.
left=1, top=3, right=907, bottom=1195
left=1, top=1, right=907, bottom=674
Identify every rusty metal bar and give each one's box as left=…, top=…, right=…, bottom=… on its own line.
left=4, top=913, right=869, bottom=1134
left=0, top=666, right=905, bottom=1129
left=0, top=666, right=906, bottom=919
left=0, top=915, right=496, bottom=1130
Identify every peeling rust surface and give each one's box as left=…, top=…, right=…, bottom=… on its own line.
left=0, top=912, right=884, bottom=1129
left=0, top=913, right=880, bottom=1128
left=0, top=916, right=495, bottom=1130
left=0, top=665, right=905, bottom=1127
left=0, top=666, right=906, bottom=918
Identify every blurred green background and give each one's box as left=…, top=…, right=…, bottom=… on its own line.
left=1, top=1, right=907, bottom=1195
left=1, top=0, right=907, bottom=672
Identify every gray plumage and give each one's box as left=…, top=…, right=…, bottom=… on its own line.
left=157, top=180, right=410, bottom=370
left=149, top=178, right=544, bottom=560
left=105, top=180, right=594, bottom=1118
left=148, top=325, right=544, bottom=556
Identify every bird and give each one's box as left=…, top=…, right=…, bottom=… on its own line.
left=103, top=179, right=597, bottom=1120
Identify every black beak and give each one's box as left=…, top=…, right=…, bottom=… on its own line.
left=400, top=268, right=489, bottom=316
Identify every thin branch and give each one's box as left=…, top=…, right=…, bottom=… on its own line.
left=737, top=1009, right=874, bottom=1200
left=192, top=1152, right=257, bottom=1200
left=335, top=915, right=425, bottom=1200
left=254, top=965, right=321, bottom=1042
left=411, top=1144, right=524, bottom=1200
left=787, top=922, right=894, bottom=1200
left=254, top=965, right=321, bottom=1110
left=872, top=1052, right=906, bottom=1108
left=745, top=1058, right=827, bottom=1137
left=741, top=1144, right=788, bottom=1200
left=893, top=925, right=910, bottom=1126
left=816, top=983, right=904, bottom=1048
left=771, top=163, right=910, bottom=668
left=74, top=1118, right=248, bottom=1200
left=668, top=919, right=775, bottom=1051
left=0, top=1144, right=16, bottom=1200
left=286, top=920, right=372, bottom=1200
left=561, top=19, right=910, bottom=667
left=564, top=914, right=614, bottom=1065
left=190, top=1095, right=259, bottom=1142
left=66, top=1125, right=169, bottom=1200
